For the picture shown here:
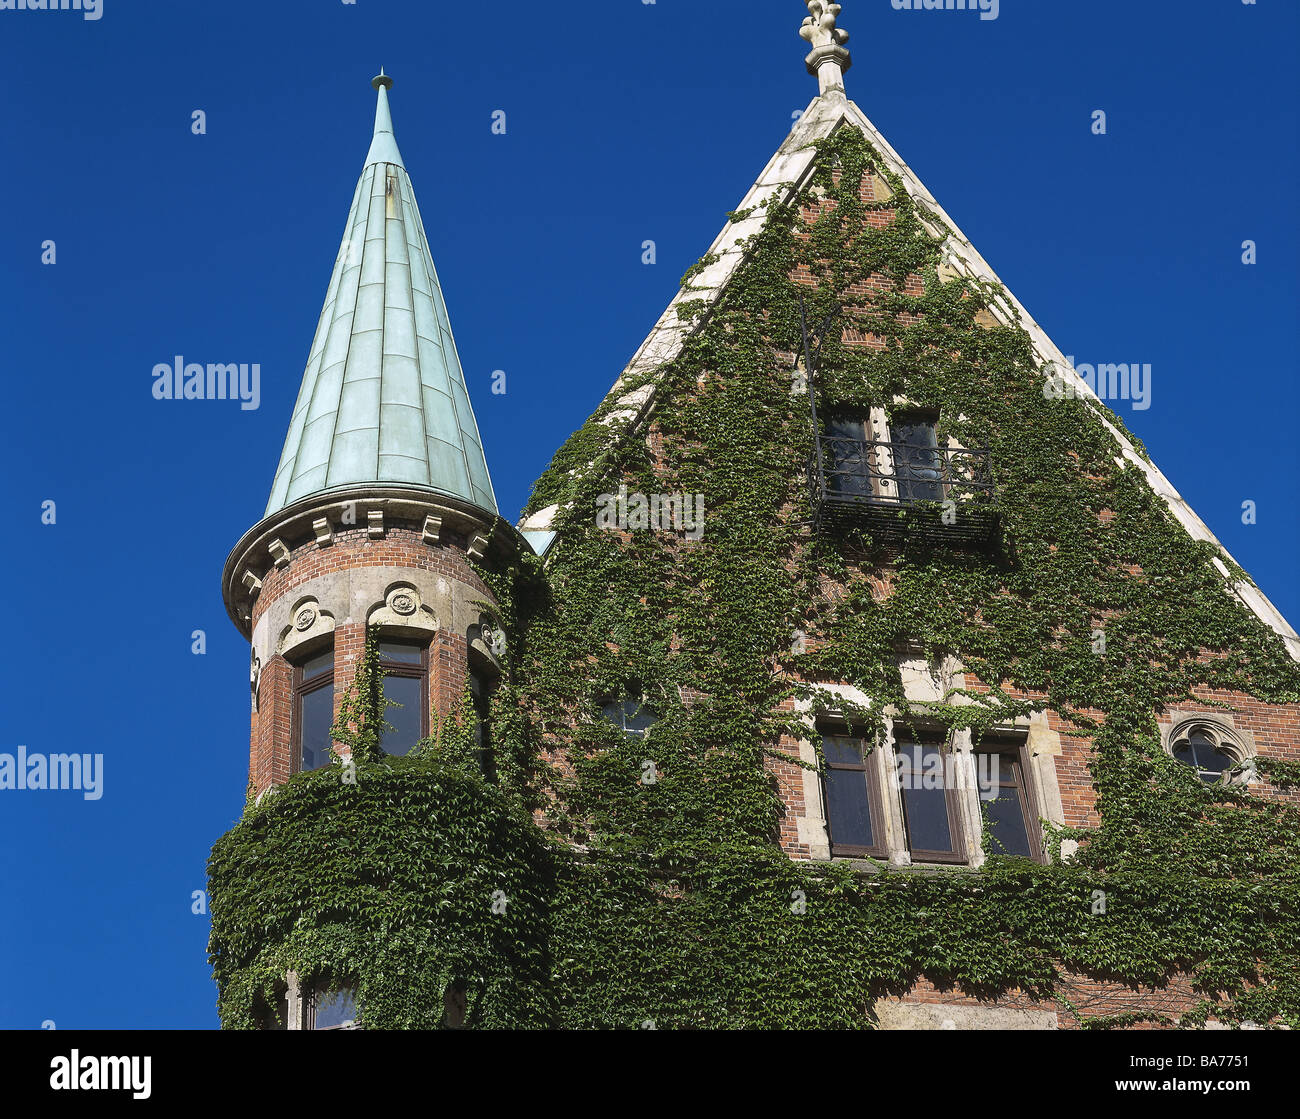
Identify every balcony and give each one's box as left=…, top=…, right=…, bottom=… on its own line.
left=808, top=435, right=999, bottom=545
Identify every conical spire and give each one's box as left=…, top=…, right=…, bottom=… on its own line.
left=264, top=72, right=497, bottom=518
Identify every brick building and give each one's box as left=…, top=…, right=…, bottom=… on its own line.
left=211, top=5, right=1300, bottom=1030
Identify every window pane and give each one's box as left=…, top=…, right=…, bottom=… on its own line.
left=622, top=698, right=656, bottom=736
left=827, top=416, right=868, bottom=440
left=826, top=416, right=872, bottom=497
left=1174, top=734, right=1234, bottom=783
left=899, top=744, right=954, bottom=855
left=603, top=695, right=656, bottom=736
left=984, top=789, right=1032, bottom=857
left=314, top=986, right=360, bottom=1029
left=822, top=735, right=863, bottom=766
left=300, top=649, right=333, bottom=681
left=825, top=767, right=874, bottom=849
left=891, top=418, right=944, bottom=502
left=379, top=641, right=424, bottom=665
left=380, top=674, right=424, bottom=756
left=300, top=683, right=335, bottom=771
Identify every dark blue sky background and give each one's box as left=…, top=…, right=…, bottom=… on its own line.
left=1, top=0, right=1295, bottom=1028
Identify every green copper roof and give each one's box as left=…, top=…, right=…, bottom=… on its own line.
left=264, top=73, right=497, bottom=518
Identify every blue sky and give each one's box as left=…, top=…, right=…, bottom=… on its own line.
left=0, top=1, right=1295, bottom=1028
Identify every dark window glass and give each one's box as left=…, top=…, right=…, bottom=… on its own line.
left=312, top=985, right=360, bottom=1030
left=897, top=741, right=958, bottom=858
left=299, top=680, right=335, bottom=772
left=890, top=415, right=944, bottom=502
left=603, top=694, right=657, bottom=737
left=822, top=733, right=882, bottom=856
left=825, top=415, right=873, bottom=497
left=301, top=649, right=333, bottom=681
left=380, top=674, right=423, bottom=756
left=1174, top=730, right=1234, bottom=784
left=257, top=987, right=289, bottom=1030
left=976, top=744, right=1038, bottom=859
left=377, top=641, right=428, bottom=756
left=470, top=669, right=496, bottom=782
left=825, top=768, right=875, bottom=849
left=444, top=985, right=468, bottom=1029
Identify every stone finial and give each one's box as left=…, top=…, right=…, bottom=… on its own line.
left=800, top=1, right=851, bottom=97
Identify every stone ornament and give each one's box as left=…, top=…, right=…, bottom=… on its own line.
left=471, top=614, right=507, bottom=661
left=276, top=596, right=336, bottom=658
left=800, top=1, right=849, bottom=51
left=800, top=0, right=852, bottom=92
left=250, top=649, right=262, bottom=713
left=368, top=583, right=438, bottom=633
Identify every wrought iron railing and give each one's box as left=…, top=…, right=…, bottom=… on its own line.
left=808, top=435, right=998, bottom=541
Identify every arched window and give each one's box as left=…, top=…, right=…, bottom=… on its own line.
left=1168, top=721, right=1249, bottom=785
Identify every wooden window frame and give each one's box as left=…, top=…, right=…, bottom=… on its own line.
left=973, top=737, right=1046, bottom=864
left=377, top=639, right=431, bottom=752
left=291, top=648, right=335, bottom=775
left=819, top=725, right=889, bottom=860
left=894, top=730, right=967, bottom=865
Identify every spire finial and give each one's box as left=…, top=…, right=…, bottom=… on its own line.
left=800, top=2, right=851, bottom=97
left=365, top=69, right=405, bottom=168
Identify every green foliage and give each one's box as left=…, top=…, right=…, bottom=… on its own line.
left=211, top=127, right=1300, bottom=1029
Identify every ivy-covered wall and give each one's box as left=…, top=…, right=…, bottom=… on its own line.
left=209, top=125, right=1300, bottom=1030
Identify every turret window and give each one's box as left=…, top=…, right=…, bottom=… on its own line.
left=378, top=640, right=429, bottom=756
left=293, top=646, right=335, bottom=772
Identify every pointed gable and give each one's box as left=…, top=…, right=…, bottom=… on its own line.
left=265, top=73, right=497, bottom=518
left=522, top=26, right=1298, bottom=661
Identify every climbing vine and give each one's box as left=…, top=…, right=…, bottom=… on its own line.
left=210, top=126, right=1300, bottom=1029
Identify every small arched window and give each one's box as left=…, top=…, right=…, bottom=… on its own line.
left=1169, top=721, right=1249, bottom=785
